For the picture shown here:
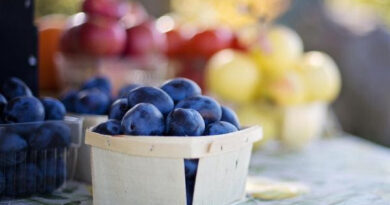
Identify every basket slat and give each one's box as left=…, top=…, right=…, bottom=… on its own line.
left=86, top=126, right=262, bottom=158
left=193, top=144, right=252, bottom=205
left=91, top=147, right=187, bottom=205
left=87, top=126, right=262, bottom=205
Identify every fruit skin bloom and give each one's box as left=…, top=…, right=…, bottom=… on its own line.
left=204, top=121, right=238, bottom=135
left=175, top=95, right=222, bottom=126
left=127, top=86, right=174, bottom=115
left=2, top=77, right=33, bottom=100
left=166, top=108, right=205, bottom=136
left=221, top=106, right=240, bottom=129
left=93, top=119, right=122, bottom=136
left=161, top=78, right=201, bottom=104
left=121, top=103, right=165, bottom=136
left=3, top=96, right=45, bottom=123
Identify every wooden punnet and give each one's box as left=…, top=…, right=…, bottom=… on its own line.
left=85, top=126, right=262, bottom=205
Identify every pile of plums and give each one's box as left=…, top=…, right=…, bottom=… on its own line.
left=0, top=77, right=70, bottom=197
left=61, top=77, right=112, bottom=115
left=92, top=77, right=240, bottom=205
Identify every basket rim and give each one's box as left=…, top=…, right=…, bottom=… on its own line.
left=85, top=126, right=262, bottom=158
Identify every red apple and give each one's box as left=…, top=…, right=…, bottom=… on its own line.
left=124, top=21, right=166, bottom=57
left=165, top=29, right=190, bottom=58
left=82, top=0, right=128, bottom=20
left=121, top=1, right=149, bottom=28
left=230, top=34, right=248, bottom=51
left=176, top=57, right=208, bottom=90
left=60, top=25, right=82, bottom=54
left=188, top=29, right=234, bottom=58
left=78, top=17, right=126, bottom=56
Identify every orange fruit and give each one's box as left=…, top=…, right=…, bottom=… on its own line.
left=37, top=15, right=67, bottom=91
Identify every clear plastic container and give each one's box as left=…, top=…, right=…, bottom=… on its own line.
left=71, top=114, right=107, bottom=184
left=56, top=54, right=173, bottom=94
left=0, top=116, right=82, bottom=199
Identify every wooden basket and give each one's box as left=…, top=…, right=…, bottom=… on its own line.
left=85, top=126, right=262, bottom=205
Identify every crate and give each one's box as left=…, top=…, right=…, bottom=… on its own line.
left=85, top=126, right=262, bottom=205
left=0, top=116, right=82, bottom=199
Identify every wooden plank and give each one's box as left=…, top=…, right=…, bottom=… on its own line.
left=91, top=147, right=187, bottom=205
left=85, top=126, right=262, bottom=158
left=193, top=144, right=253, bottom=205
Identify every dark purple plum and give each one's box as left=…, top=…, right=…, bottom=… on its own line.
left=74, top=89, right=110, bottom=115
left=41, top=97, right=66, bottom=120
left=39, top=157, right=66, bottom=193
left=60, top=89, right=78, bottom=113
left=121, top=103, right=164, bottom=136
left=1, top=77, right=32, bottom=100
left=166, top=108, right=205, bottom=136
left=221, top=106, right=240, bottom=129
left=3, top=96, right=45, bottom=123
left=0, top=131, right=27, bottom=152
left=108, top=98, right=129, bottom=121
left=185, top=166, right=196, bottom=205
left=5, top=163, right=43, bottom=197
left=127, top=86, right=174, bottom=115
left=175, top=96, right=222, bottom=125
left=161, top=78, right=201, bottom=103
left=29, top=122, right=71, bottom=149
left=81, top=76, right=112, bottom=95
left=205, top=121, right=238, bottom=135
left=0, top=130, right=27, bottom=166
left=118, top=84, right=141, bottom=98
left=93, top=119, right=122, bottom=135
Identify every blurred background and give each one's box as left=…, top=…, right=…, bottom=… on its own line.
left=3, top=0, right=390, bottom=149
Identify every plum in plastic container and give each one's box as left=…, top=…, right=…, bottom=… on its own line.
left=0, top=116, right=82, bottom=199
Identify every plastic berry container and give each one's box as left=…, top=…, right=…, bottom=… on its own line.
left=56, top=54, right=172, bottom=94
left=71, top=114, right=107, bottom=183
left=0, top=116, right=82, bottom=199
left=85, top=126, right=262, bottom=205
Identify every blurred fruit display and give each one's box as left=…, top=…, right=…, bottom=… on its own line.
left=296, top=51, right=341, bottom=102
left=203, top=24, right=341, bottom=149
left=49, top=0, right=342, bottom=149
left=250, top=25, right=304, bottom=79
left=326, top=0, right=390, bottom=33
left=206, top=49, right=261, bottom=104
left=56, top=0, right=170, bottom=93
left=37, top=15, right=67, bottom=91
left=171, top=0, right=290, bottom=29
left=35, top=0, right=82, bottom=17
left=136, top=0, right=341, bottom=149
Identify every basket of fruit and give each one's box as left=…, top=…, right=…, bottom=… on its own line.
left=61, top=76, right=153, bottom=183
left=0, top=78, right=82, bottom=198
left=86, top=78, right=262, bottom=205
left=203, top=25, right=341, bottom=149
left=57, top=0, right=169, bottom=93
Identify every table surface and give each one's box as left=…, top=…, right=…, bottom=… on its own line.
left=4, top=135, right=390, bottom=205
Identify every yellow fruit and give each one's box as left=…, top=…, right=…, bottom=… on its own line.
left=250, top=25, right=303, bottom=78
left=280, top=102, right=328, bottom=149
left=206, top=49, right=261, bottom=104
left=171, top=0, right=290, bottom=29
left=236, top=103, right=280, bottom=149
left=297, top=51, right=341, bottom=102
left=264, top=71, right=305, bottom=106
